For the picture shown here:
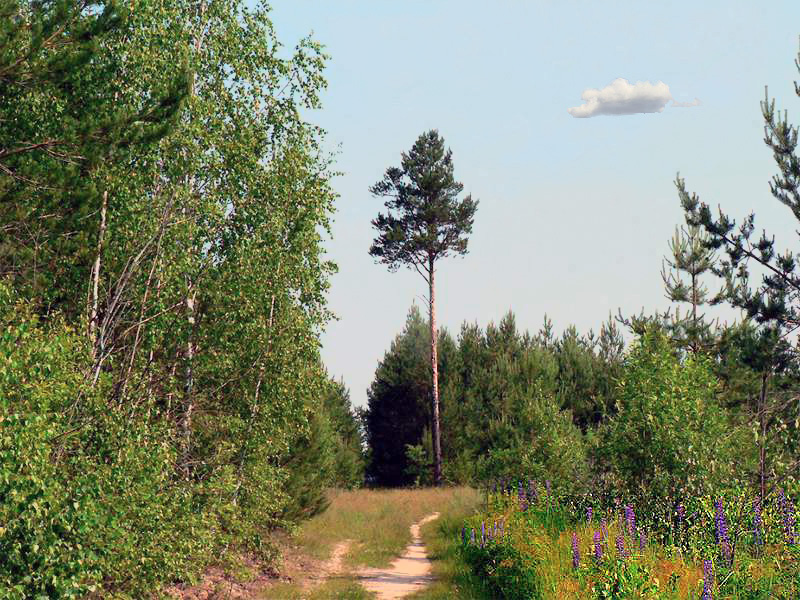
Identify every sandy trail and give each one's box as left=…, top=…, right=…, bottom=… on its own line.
left=303, top=539, right=353, bottom=589
left=359, top=512, right=440, bottom=599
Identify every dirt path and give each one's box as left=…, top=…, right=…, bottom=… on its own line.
left=302, top=539, right=353, bottom=589
left=359, top=512, right=440, bottom=599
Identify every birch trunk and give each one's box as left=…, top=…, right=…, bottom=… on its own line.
left=88, top=189, right=108, bottom=361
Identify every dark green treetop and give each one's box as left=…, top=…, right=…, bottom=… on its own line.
left=679, top=40, right=800, bottom=331
left=369, top=130, right=478, bottom=273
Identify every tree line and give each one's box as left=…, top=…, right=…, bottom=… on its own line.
left=364, top=41, right=800, bottom=513
left=0, top=2, right=363, bottom=598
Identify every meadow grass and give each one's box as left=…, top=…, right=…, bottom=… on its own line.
left=408, top=494, right=490, bottom=599
left=295, top=486, right=480, bottom=567
left=260, top=486, right=482, bottom=599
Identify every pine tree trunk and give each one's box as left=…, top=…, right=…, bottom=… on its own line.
left=428, top=257, right=442, bottom=486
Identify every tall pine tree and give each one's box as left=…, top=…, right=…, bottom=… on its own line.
left=369, top=130, right=478, bottom=485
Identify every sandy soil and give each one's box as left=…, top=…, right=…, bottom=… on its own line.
left=302, top=539, right=353, bottom=589
left=358, top=512, right=441, bottom=600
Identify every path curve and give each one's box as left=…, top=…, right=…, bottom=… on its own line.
left=303, top=539, right=353, bottom=589
left=359, top=512, right=440, bottom=599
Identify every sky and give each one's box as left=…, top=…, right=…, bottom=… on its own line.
left=265, top=0, right=800, bottom=408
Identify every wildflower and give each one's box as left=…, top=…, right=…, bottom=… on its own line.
left=461, top=526, right=466, bottom=545
left=600, top=518, right=608, bottom=541
left=624, top=504, right=636, bottom=536
left=481, top=521, right=486, bottom=546
left=676, top=504, right=685, bottom=534
left=714, top=498, right=730, bottom=547
left=572, top=532, right=580, bottom=569
left=545, top=479, right=552, bottom=500
left=779, top=489, right=797, bottom=546
left=587, top=506, right=593, bottom=523
left=639, top=531, right=646, bottom=551
left=615, top=534, right=627, bottom=558
left=528, top=479, right=537, bottom=503
left=593, top=530, right=603, bottom=561
left=702, top=559, right=713, bottom=600
left=753, top=497, right=763, bottom=546
left=720, top=540, right=732, bottom=566
left=470, top=528, right=475, bottom=545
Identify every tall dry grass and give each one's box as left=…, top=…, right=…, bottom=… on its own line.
left=297, top=486, right=480, bottom=568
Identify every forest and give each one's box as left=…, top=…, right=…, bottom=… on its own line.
left=2, top=1, right=800, bottom=599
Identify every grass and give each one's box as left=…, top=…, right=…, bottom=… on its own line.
left=295, top=486, right=481, bottom=568
left=408, top=493, right=490, bottom=599
left=259, top=486, right=483, bottom=599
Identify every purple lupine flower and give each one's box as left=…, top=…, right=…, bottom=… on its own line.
left=753, top=497, right=764, bottom=546
left=720, top=540, right=732, bottom=566
left=601, top=518, right=608, bottom=541
left=714, top=498, right=730, bottom=547
left=778, top=489, right=797, bottom=546
left=624, top=504, right=636, bottom=536
left=593, top=530, right=603, bottom=561
left=470, top=528, right=476, bottom=545
left=461, top=526, right=467, bottom=545
left=572, top=532, right=580, bottom=569
left=545, top=479, right=551, bottom=501
left=587, top=506, right=593, bottom=523
left=499, top=519, right=505, bottom=539
left=702, top=559, right=713, bottom=600
left=615, top=535, right=627, bottom=558
left=481, top=521, right=486, bottom=547
left=676, top=504, right=685, bottom=534
left=639, top=531, right=646, bottom=551
left=528, top=479, right=537, bottom=504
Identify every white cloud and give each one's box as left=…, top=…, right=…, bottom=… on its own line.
left=567, top=78, right=698, bottom=118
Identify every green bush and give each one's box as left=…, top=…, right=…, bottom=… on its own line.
left=599, top=328, right=730, bottom=505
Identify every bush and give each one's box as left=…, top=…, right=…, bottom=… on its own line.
left=599, top=328, right=730, bottom=505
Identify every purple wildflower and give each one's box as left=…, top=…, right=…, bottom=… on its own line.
left=676, top=504, right=685, bottom=535
left=593, top=530, right=603, bottom=561
left=753, top=497, right=763, bottom=546
left=624, top=504, right=636, bottom=536
left=545, top=479, right=551, bottom=500
left=720, top=540, right=732, bottom=566
left=529, top=480, right=538, bottom=503
left=615, top=534, right=627, bottom=558
left=600, top=518, right=608, bottom=541
left=714, top=498, right=730, bottom=547
left=572, top=532, right=580, bottom=569
left=470, top=528, right=475, bottom=545
left=639, top=531, right=646, bottom=551
left=481, top=521, right=486, bottom=547
left=702, top=559, right=713, bottom=600
left=461, top=526, right=467, bottom=545
left=587, top=506, right=593, bottom=523
left=779, top=489, right=797, bottom=546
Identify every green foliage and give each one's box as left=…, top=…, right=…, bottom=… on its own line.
left=461, top=538, right=542, bottom=600
left=365, top=305, right=454, bottom=486
left=0, top=0, right=340, bottom=596
left=587, top=559, right=660, bottom=599
left=600, top=328, right=729, bottom=504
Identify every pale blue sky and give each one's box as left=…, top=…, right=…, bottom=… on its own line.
left=267, top=1, right=800, bottom=408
